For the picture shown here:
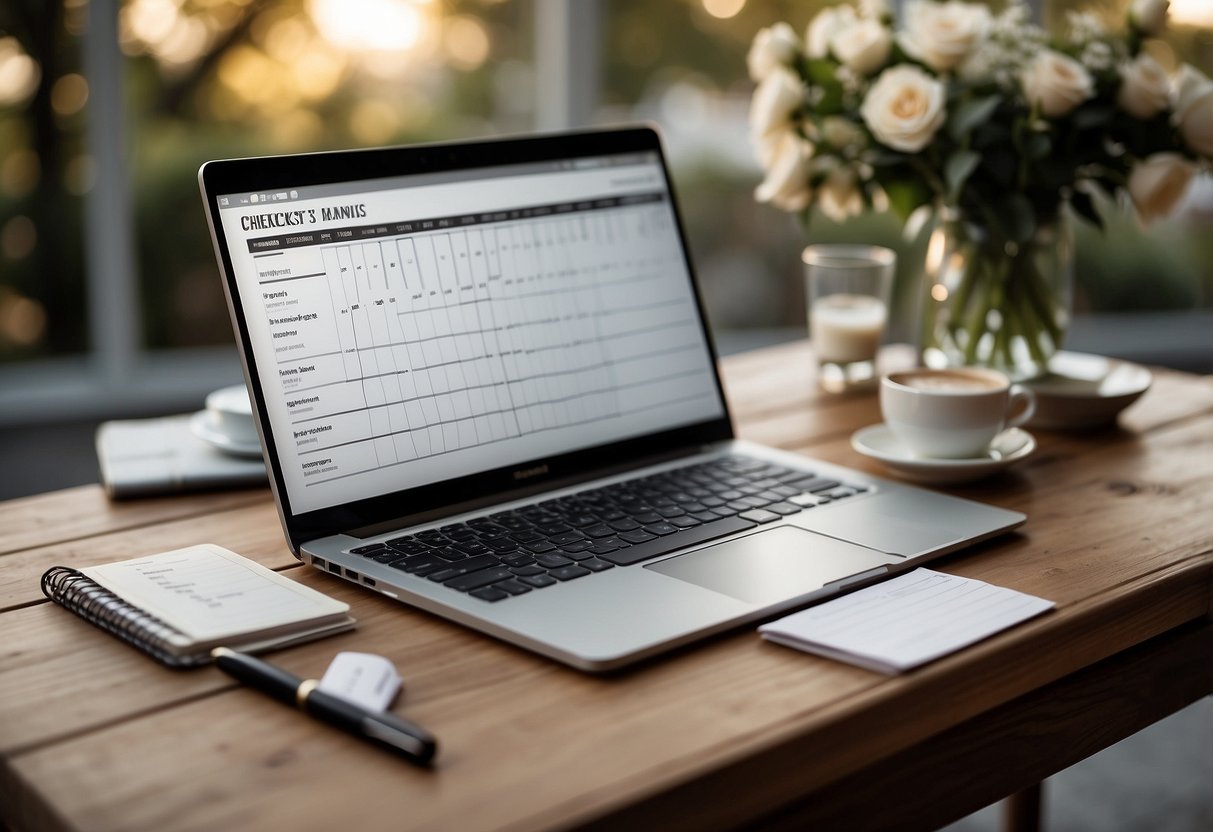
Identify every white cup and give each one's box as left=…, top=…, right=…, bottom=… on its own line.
left=204, top=385, right=258, bottom=445
left=880, top=368, right=1036, bottom=459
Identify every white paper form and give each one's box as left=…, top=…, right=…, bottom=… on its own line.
left=758, top=569, right=1055, bottom=674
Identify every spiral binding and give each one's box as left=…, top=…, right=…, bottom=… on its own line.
left=40, top=566, right=209, bottom=669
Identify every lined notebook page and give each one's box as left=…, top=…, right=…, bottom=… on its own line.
left=82, top=544, right=349, bottom=643
left=759, top=569, right=1054, bottom=674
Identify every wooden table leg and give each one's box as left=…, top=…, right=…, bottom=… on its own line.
left=1002, top=782, right=1044, bottom=832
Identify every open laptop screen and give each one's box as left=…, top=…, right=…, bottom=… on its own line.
left=209, top=138, right=727, bottom=518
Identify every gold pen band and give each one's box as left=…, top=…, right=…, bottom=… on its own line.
left=296, top=678, right=318, bottom=709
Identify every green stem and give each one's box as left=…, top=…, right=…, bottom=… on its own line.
left=992, top=276, right=1012, bottom=368
left=962, top=258, right=996, bottom=365
left=1013, top=275, right=1050, bottom=368
left=1020, top=254, right=1063, bottom=349
left=945, top=240, right=980, bottom=348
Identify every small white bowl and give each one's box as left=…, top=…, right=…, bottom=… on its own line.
left=1022, top=352, right=1152, bottom=430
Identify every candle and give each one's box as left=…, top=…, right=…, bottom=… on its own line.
left=810, top=293, right=888, bottom=365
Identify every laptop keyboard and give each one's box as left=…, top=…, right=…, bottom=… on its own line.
left=347, top=455, right=868, bottom=602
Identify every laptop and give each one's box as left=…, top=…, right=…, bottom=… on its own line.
left=199, top=126, right=1023, bottom=671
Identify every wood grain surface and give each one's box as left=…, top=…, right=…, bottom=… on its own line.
left=1, top=341, right=1211, bottom=832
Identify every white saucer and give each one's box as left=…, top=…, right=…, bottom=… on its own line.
left=1023, top=351, right=1151, bottom=429
left=851, top=424, right=1036, bottom=485
left=189, top=410, right=263, bottom=459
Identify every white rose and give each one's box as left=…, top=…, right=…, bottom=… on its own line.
left=1118, top=53, right=1170, bottom=119
left=1022, top=50, right=1095, bottom=117
left=859, top=0, right=893, bottom=20
left=754, top=133, right=814, bottom=212
left=830, top=19, right=892, bottom=76
left=819, top=168, right=864, bottom=222
left=860, top=65, right=947, bottom=153
left=1128, top=152, right=1196, bottom=223
left=749, top=66, right=804, bottom=140
left=806, top=5, right=857, bottom=60
left=821, top=115, right=864, bottom=149
left=1178, top=86, right=1213, bottom=158
left=898, top=0, right=990, bottom=73
left=747, top=22, right=800, bottom=82
left=1171, top=65, right=1213, bottom=157
left=1129, top=0, right=1169, bottom=36
left=1172, top=64, right=1210, bottom=113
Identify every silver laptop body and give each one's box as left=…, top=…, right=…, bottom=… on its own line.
left=200, top=127, right=1023, bottom=671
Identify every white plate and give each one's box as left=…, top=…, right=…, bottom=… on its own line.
left=189, top=410, right=263, bottom=459
left=851, top=424, right=1036, bottom=485
left=1023, top=352, right=1152, bottom=429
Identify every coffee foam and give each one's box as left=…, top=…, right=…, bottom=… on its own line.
left=894, top=371, right=1004, bottom=393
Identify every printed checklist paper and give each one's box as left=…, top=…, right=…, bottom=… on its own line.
left=758, top=569, right=1054, bottom=673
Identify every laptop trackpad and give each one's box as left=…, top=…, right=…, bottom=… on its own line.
left=646, top=526, right=899, bottom=606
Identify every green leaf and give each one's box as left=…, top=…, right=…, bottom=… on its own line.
left=1024, top=133, right=1051, bottom=160
left=997, top=193, right=1037, bottom=244
left=972, top=191, right=1036, bottom=244
left=948, top=95, right=1002, bottom=143
left=804, top=58, right=838, bottom=87
left=884, top=179, right=933, bottom=223
left=1072, top=105, right=1116, bottom=131
left=945, top=150, right=981, bottom=201
left=867, top=150, right=909, bottom=167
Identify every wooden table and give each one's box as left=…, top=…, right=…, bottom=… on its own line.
left=2, top=341, right=1211, bottom=832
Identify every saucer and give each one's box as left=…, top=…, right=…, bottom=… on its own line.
left=1022, top=352, right=1151, bottom=430
left=851, top=424, right=1036, bottom=485
left=189, top=410, right=263, bottom=459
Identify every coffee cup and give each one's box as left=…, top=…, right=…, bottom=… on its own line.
left=880, top=368, right=1036, bottom=459
left=203, top=385, right=258, bottom=446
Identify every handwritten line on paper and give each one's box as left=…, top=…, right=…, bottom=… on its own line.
left=82, top=544, right=349, bottom=643
left=758, top=569, right=1055, bottom=674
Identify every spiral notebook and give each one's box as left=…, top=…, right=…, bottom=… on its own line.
left=41, top=544, right=355, bottom=668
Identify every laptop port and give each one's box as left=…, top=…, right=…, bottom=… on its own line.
left=312, top=557, right=326, bottom=569
left=328, top=562, right=341, bottom=574
left=344, top=568, right=358, bottom=579
left=362, top=576, right=377, bottom=587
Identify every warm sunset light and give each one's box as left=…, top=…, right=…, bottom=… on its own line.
left=702, top=0, right=746, bottom=20
left=309, top=0, right=433, bottom=53
left=51, top=74, right=89, bottom=117
left=0, top=38, right=39, bottom=107
left=1171, top=0, right=1213, bottom=28
left=445, top=15, right=490, bottom=70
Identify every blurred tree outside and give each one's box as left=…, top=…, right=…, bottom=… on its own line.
left=0, top=1, right=88, bottom=362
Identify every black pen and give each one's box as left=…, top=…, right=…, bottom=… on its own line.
left=211, top=647, right=437, bottom=765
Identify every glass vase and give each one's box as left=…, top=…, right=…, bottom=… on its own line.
left=920, top=210, right=1073, bottom=381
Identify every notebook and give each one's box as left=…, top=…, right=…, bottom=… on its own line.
left=198, top=126, right=1026, bottom=671
left=41, top=544, right=355, bottom=668
left=759, top=569, right=1055, bottom=673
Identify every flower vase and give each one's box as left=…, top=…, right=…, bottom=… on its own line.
left=920, top=211, right=1073, bottom=381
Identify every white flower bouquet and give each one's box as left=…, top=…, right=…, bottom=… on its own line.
left=749, top=0, right=1212, bottom=376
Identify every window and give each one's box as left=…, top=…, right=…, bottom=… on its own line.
left=2, top=0, right=1210, bottom=426
left=0, top=0, right=541, bottom=421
